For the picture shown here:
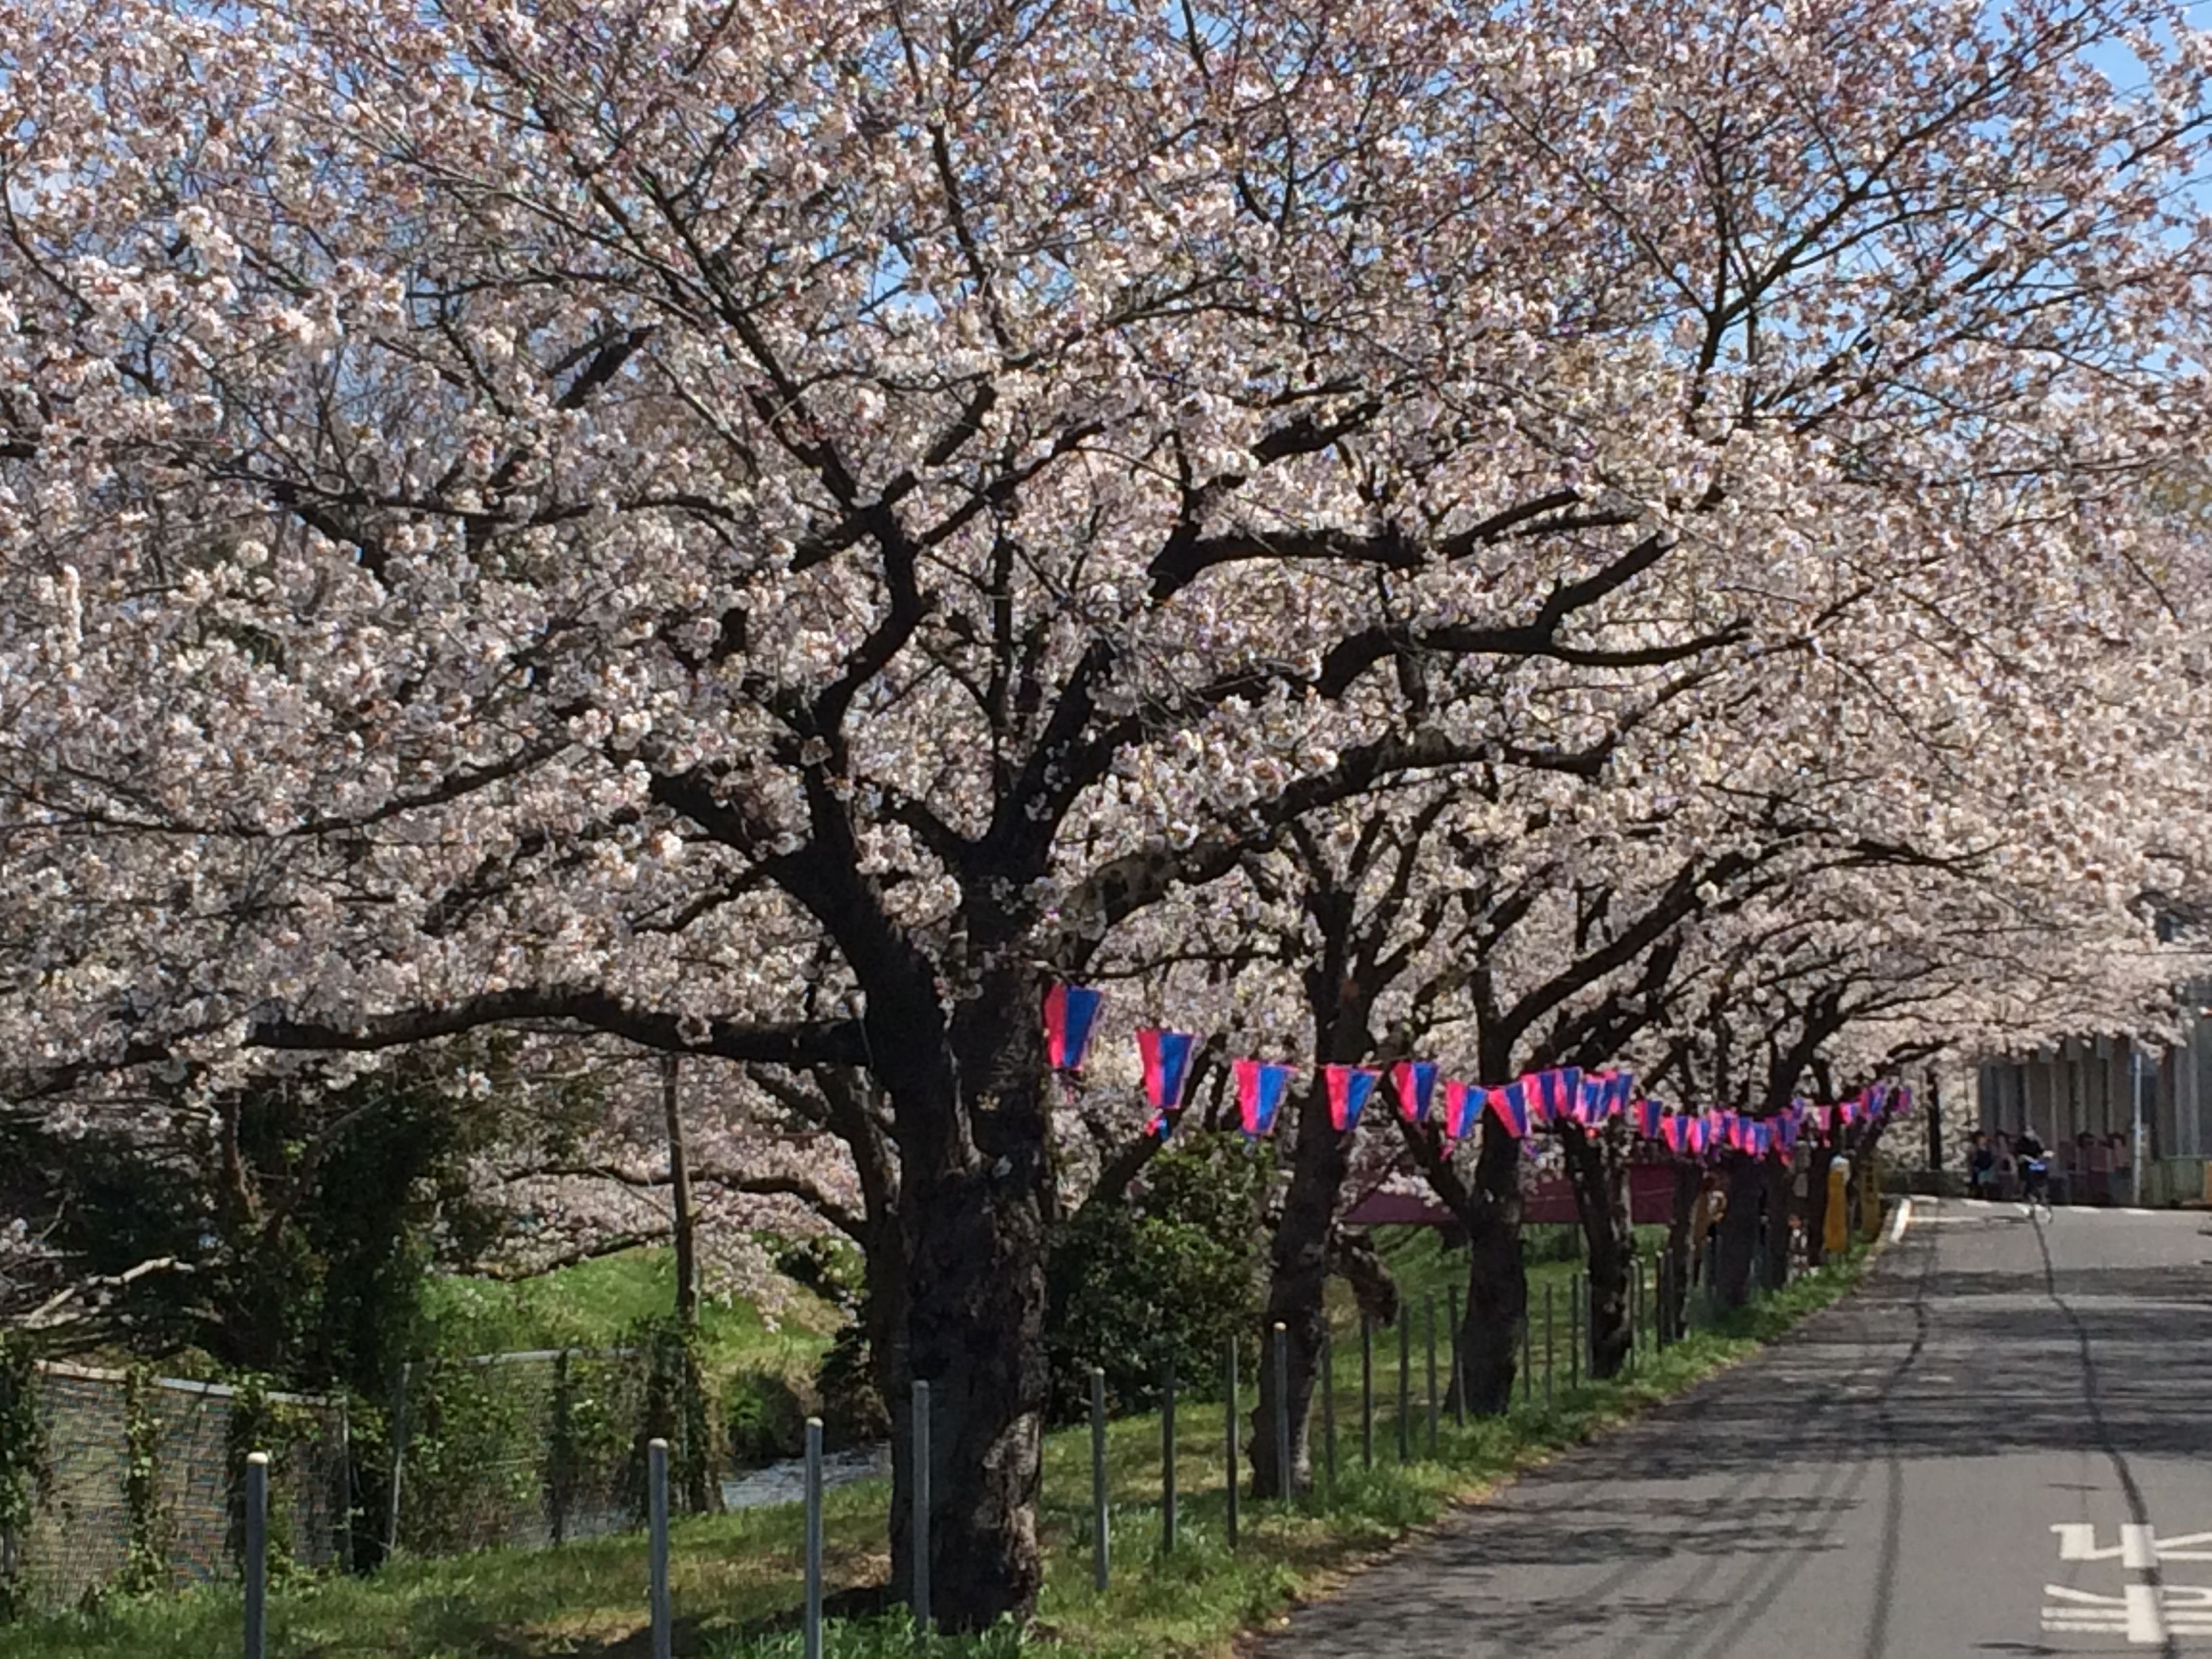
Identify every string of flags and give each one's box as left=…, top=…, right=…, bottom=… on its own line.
left=1046, top=982, right=1915, bottom=1155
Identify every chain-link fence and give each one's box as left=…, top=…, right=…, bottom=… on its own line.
left=388, top=1339, right=716, bottom=1558
left=4, top=1362, right=348, bottom=1615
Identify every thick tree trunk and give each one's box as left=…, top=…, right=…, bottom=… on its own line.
left=1250, top=1073, right=1349, bottom=1498
left=1761, top=1154, right=1793, bottom=1290
left=1715, top=1155, right=1764, bottom=1308
left=1559, top=1123, right=1633, bottom=1379
left=882, top=981, right=1053, bottom=1632
left=1455, top=1128, right=1525, bottom=1413
left=1664, top=1159, right=1700, bottom=1338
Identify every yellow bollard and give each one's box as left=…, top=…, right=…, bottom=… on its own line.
left=1824, top=1158, right=1851, bottom=1257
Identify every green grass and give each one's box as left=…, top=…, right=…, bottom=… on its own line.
left=0, top=1246, right=1868, bottom=1659
left=416, top=1250, right=838, bottom=1380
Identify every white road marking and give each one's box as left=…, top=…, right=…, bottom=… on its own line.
left=2044, top=1525, right=2203, bottom=1644
left=2128, top=1582, right=2169, bottom=1643
left=1887, top=1197, right=1913, bottom=1242
left=2124, top=1525, right=2158, bottom=1570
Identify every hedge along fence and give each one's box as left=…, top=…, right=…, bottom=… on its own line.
left=0, top=1359, right=348, bottom=1617
left=387, top=1329, right=720, bottom=1559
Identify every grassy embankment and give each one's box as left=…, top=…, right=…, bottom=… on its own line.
left=1, top=1228, right=1869, bottom=1659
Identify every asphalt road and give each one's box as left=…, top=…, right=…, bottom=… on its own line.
left=1253, top=1198, right=2212, bottom=1657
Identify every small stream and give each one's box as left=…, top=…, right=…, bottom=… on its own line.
left=719, top=1441, right=889, bottom=1511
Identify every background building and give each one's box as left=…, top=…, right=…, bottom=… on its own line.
left=1975, top=981, right=2212, bottom=1205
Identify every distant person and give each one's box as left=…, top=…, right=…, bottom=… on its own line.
left=2016, top=1127, right=2052, bottom=1219
left=1968, top=1131, right=1996, bottom=1200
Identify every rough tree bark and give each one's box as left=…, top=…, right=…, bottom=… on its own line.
left=881, top=972, right=1055, bottom=1631
left=1558, top=1121, right=1635, bottom=1378
left=1664, top=1158, right=1700, bottom=1336
left=1456, top=1128, right=1527, bottom=1412
left=1761, top=1153, right=1793, bottom=1290
left=1715, top=1153, right=1765, bottom=1309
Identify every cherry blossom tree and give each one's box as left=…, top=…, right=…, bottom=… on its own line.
left=7, top=0, right=2212, bottom=1623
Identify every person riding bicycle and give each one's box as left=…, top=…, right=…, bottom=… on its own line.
left=2016, top=1128, right=2052, bottom=1212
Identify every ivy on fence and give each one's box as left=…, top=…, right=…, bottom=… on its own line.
left=0, top=1338, right=42, bottom=1619
left=118, top=1366, right=169, bottom=1597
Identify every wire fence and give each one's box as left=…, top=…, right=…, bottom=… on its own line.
left=5, top=1362, right=348, bottom=1616
left=387, top=1340, right=716, bottom=1558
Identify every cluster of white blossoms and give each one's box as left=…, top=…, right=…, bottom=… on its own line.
left=0, top=0, right=2210, bottom=1402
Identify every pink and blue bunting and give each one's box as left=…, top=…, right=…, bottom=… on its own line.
left=1234, top=1058, right=1295, bottom=1138
left=1136, top=1027, right=1196, bottom=1113
left=1043, top=983, right=1105, bottom=1072
left=1538, top=1067, right=1584, bottom=1126
left=1391, top=1060, right=1439, bottom=1125
left=1488, top=1078, right=1531, bottom=1138
left=1327, top=1065, right=1381, bottom=1132
left=1445, top=1080, right=1490, bottom=1139
left=1633, top=1096, right=1664, bottom=1140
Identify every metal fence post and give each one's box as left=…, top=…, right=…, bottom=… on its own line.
left=1360, top=1315, right=1374, bottom=1469
left=912, top=1378, right=931, bottom=1631
left=1091, top=1368, right=1109, bottom=1592
left=1397, top=1312, right=1412, bottom=1462
left=804, top=1419, right=823, bottom=1659
left=1570, top=1274, right=1582, bottom=1389
left=1424, top=1294, right=1439, bottom=1456
left=1543, top=1284, right=1555, bottom=1408
left=1271, top=1323, right=1291, bottom=1502
left=1319, top=1328, right=1336, bottom=1502
left=648, top=1438, right=672, bottom=1659
left=384, top=1360, right=410, bottom=1561
left=1224, top=1336, right=1240, bottom=1549
left=1161, top=1357, right=1177, bottom=1555
left=1448, top=1285, right=1465, bottom=1427
left=243, top=1451, right=268, bottom=1659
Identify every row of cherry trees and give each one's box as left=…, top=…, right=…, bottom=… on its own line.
left=5, top=0, right=2212, bottom=1626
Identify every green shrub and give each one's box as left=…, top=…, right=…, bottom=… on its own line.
left=1045, top=1134, right=1269, bottom=1423
left=723, top=1370, right=808, bottom=1468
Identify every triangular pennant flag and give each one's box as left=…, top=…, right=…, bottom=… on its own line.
left=1136, top=1028, right=1196, bottom=1115
left=1532, top=1067, right=1583, bottom=1126
left=1044, top=983, right=1105, bottom=1072
left=1633, top=1096, right=1664, bottom=1140
left=1327, top=1065, right=1381, bottom=1132
left=1445, top=1080, right=1487, bottom=1139
left=1234, top=1059, right=1294, bottom=1137
left=1660, top=1111, right=1686, bottom=1153
left=1489, top=1080, right=1533, bottom=1139
left=1391, top=1060, right=1439, bottom=1125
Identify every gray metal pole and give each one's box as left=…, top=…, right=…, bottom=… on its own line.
left=1543, top=1283, right=1554, bottom=1408
left=804, top=1418, right=823, bottom=1659
left=1161, top=1357, right=1177, bottom=1555
left=243, top=1451, right=268, bottom=1659
left=648, top=1437, right=672, bottom=1659
left=384, top=1360, right=409, bottom=1560
left=1360, top=1315, right=1374, bottom=1469
left=1091, top=1367, right=1109, bottom=1592
left=1271, top=1323, right=1291, bottom=1502
left=1521, top=1300, right=1532, bottom=1404
left=1225, top=1336, right=1240, bottom=1549
left=1569, top=1275, right=1582, bottom=1389
left=1396, top=1312, right=1412, bottom=1462
left=1424, top=1294, right=1439, bottom=1455
left=912, top=1378, right=931, bottom=1631
left=1319, top=1328, right=1336, bottom=1500
left=1447, top=1284, right=1465, bottom=1427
